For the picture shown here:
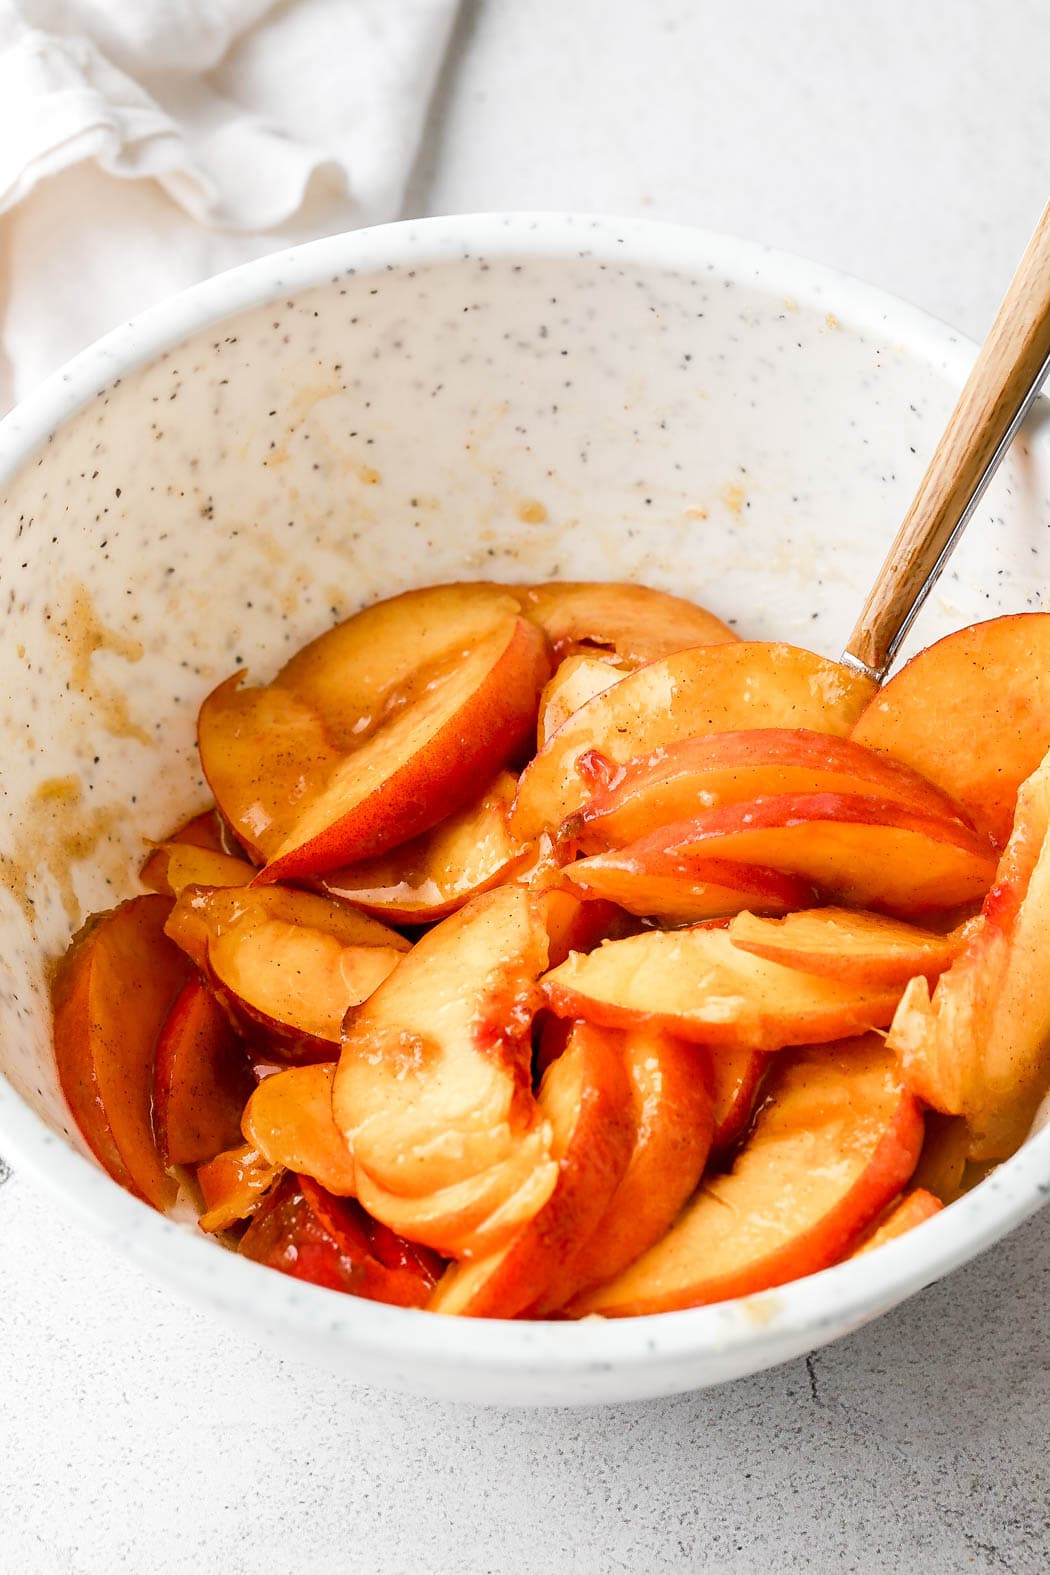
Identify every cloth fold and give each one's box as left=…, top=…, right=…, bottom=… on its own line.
left=0, top=0, right=459, bottom=405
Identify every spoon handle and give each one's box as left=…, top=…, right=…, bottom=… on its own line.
left=843, top=200, right=1050, bottom=682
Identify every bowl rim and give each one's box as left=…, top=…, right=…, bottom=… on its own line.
left=2, top=208, right=1048, bottom=1381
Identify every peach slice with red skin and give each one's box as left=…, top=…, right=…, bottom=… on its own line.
left=334, top=886, right=550, bottom=1202
left=153, top=974, right=254, bottom=1168
left=510, top=642, right=877, bottom=840
left=887, top=751, right=1050, bottom=1159
left=848, top=1188, right=943, bottom=1257
left=276, top=583, right=525, bottom=745
left=428, top=1021, right=635, bottom=1317
left=564, top=728, right=975, bottom=854
left=165, top=883, right=408, bottom=1058
left=578, top=797, right=996, bottom=920
left=851, top=611, right=1050, bottom=848
left=542, top=926, right=905, bottom=1051
left=532, top=1027, right=714, bottom=1314
left=318, top=771, right=531, bottom=924
left=51, top=895, right=191, bottom=1210
left=238, top=1174, right=437, bottom=1307
left=200, top=599, right=551, bottom=878
left=571, top=1036, right=923, bottom=1316
left=561, top=853, right=813, bottom=924
left=241, top=1063, right=356, bottom=1195
left=727, top=907, right=961, bottom=987
left=516, top=580, right=737, bottom=666
left=264, top=615, right=551, bottom=880
left=198, top=676, right=345, bottom=865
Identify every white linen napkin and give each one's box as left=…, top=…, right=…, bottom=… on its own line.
left=0, top=0, right=459, bottom=407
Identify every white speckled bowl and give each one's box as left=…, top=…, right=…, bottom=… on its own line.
left=2, top=214, right=1050, bottom=1407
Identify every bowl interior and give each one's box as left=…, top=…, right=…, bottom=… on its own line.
left=2, top=218, right=1050, bottom=1398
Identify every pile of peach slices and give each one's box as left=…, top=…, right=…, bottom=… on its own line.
left=51, top=582, right=1050, bottom=1318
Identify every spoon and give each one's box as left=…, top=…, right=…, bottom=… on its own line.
left=842, top=199, right=1050, bottom=683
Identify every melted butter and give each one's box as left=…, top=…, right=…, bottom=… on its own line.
left=49, top=579, right=152, bottom=745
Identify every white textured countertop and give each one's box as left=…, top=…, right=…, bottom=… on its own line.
left=4, top=3, right=1050, bottom=1570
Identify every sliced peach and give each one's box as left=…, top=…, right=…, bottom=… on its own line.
left=276, top=583, right=524, bottom=745
left=51, top=895, right=190, bottom=1210
left=198, top=676, right=346, bottom=864
left=166, top=882, right=404, bottom=970
left=153, top=975, right=254, bottom=1168
left=262, top=616, right=551, bottom=880
left=533, top=1027, right=714, bottom=1314
left=334, top=886, right=549, bottom=1200
left=241, top=1063, right=356, bottom=1195
left=318, top=771, right=530, bottom=923
left=710, top=1047, right=767, bottom=1154
left=428, top=1020, right=635, bottom=1317
left=511, top=642, right=877, bottom=839
left=197, top=1142, right=280, bottom=1232
left=542, top=927, right=904, bottom=1051
left=584, top=798, right=996, bottom=919
left=238, top=1174, right=436, bottom=1307
left=565, top=728, right=975, bottom=853
left=199, top=585, right=551, bottom=878
left=538, top=653, right=629, bottom=747
left=210, top=919, right=404, bottom=1058
left=573, top=1036, right=923, bottom=1316
left=354, top=1128, right=558, bottom=1260
left=517, top=581, right=737, bottom=665
left=140, top=842, right=255, bottom=898
left=728, top=907, right=961, bottom=986
left=911, top=1112, right=971, bottom=1204
left=887, top=751, right=1050, bottom=1159
left=164, top=883, right=408, bottom=1055
left=852, top=611, right=1050, bottom=847
left=849, top=1188, right=943, bottom=1256
left=561, top=852, right=813, bottom=924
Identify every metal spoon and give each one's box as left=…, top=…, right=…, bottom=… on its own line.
left=843, top=199, right=1050, bottom=683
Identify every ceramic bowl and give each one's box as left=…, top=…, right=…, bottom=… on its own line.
left=2, top=213, right=1049, bottom=1407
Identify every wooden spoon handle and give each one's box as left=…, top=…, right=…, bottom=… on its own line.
left=844, top=201, right=1050, bottom=681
